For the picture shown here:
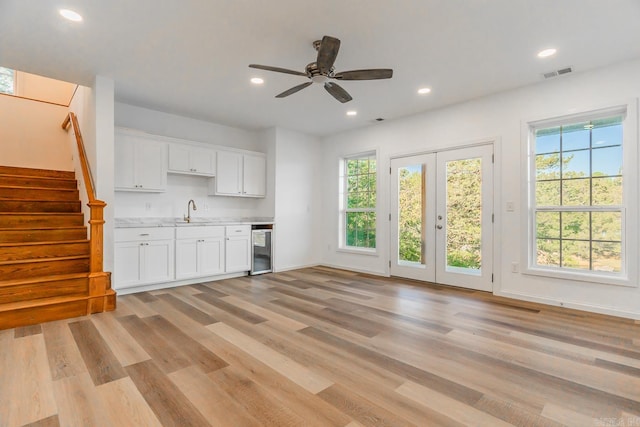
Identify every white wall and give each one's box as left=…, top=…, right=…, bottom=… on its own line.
left=273, top=128, right=323, bottom=271
left=113, top=103, right=275, bottom=220
left=0, top=94, right=72, bottom=170
left=321, top=58, right=640, bottom=319
left=69, top=76, right=116, bottom=271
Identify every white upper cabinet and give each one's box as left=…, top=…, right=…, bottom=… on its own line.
left=168, top=143, right=215, bottom=176
left=243, top=153, right=267, bottom=197
left=115, top=130, right=167, bottom=192
left=210, top=150, right=266, bottom=198
left=213, top=151, right=243, bottom=195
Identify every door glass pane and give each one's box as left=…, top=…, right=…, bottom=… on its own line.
left=445, top=158, right=482, bottom=273
left=398, top=165, right=424, bottom=264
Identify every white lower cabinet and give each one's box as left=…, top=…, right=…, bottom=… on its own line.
left=114, top=227, right=175, bottom=289
left=114, top=223, right=256, bottom=290
left=225, top=225, right=251, bottom=272
left=175, top=226, right=225, bottom=279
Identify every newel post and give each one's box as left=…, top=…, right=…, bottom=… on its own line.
left=87, top=200, right=114, bottom=313
left=88, top=200, right=106, bottom=273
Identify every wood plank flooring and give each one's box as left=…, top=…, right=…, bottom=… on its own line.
left=1, top=266, right=639, bottom=427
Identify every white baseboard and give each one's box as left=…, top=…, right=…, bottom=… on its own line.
left=114, top=272, right=247, bottom=295
left=494, top=289, right=640, bottom=320
left=272, top=263, right=320, bottom=273
left=317, top=263, right=388, bottom=277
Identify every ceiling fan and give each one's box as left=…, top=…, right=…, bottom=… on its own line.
left=249, top=35, right=393, bottom=103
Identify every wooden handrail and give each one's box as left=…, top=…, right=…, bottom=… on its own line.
left=62, top=112, right=97, bottom=202
left=62, top=112, right=106, bottom=275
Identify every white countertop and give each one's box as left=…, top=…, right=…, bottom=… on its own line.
left=115, top=217, right=274, bottom=228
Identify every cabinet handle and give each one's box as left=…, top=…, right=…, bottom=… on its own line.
left=139, top=233, right=149, bottom=236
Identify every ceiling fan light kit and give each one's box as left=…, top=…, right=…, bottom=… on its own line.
left=249, top=35, right=393, bottom=103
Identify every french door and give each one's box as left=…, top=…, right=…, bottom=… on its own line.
left=390, top=144, right=493, bottom=291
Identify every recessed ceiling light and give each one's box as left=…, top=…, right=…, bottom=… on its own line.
left=250, top=77, right=264, bottom=85
left=537, top=48, right=557, bottom=58
left=417, top=87, right=432, bottom=95
left=346, top=111, right=357, bottom=116
left=59, top=9, right=83, bottom=22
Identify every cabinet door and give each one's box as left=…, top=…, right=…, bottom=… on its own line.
left=114, top=242, right=143, bottom=289
left=243, top=154, right=266, bottom=197
left=190, top=148, right=215, bottom=176
left=143, top=240, right=174, bottom=283
left=114, top=136, right=136, bottom=190
left=199, top=238, right=225, bottom=276
left=175, top=239, right=198, bottom=279
left=136, top=139, right=167, bottom=191
left=225, top=236, right=251, bottom=272
left=215, top=151, right=243, bottom=195
left=168, top=144, right=191, bottom=173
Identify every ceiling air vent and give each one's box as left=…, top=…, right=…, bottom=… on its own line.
left=543, top=66, right=573, bottom=79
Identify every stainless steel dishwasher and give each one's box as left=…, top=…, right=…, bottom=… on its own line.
left=251, top=226, right=272, bottom=275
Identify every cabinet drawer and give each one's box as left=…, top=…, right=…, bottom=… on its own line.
left=176, top=226, right=224, bottom=240
left=115, top=227, right=175, bottom=242
left=225, top=225, right=250, bottom=237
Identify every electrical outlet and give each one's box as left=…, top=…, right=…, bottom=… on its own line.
left=145, top=202, right=151, bottom=211
left=506, top=201, right=515, bottom=212
left=511, top=262, right=519, bottom=273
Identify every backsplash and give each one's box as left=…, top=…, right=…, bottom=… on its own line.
left=115, top=174, right=270, bottom=219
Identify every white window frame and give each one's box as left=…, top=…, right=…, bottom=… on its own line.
left=338, top=150, right=378, bottom=254
left=521, top=101, right=638, bottom=287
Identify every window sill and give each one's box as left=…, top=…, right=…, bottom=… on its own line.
left=337, top=247, right=379, bottom=257
left=522, top=266, right=636, bottom=288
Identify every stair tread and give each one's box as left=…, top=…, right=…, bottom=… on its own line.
left=0, top=173, right=76, bottom=181
left=0, top=212, right=83, bottom=216
left=0, top=294, right=90, bottom=312
left=0, top=185, right=78, bottom=192
left=0, top=239, right=89, bottom=247
left=0, top=272, right=90, bottom=287
left=0, top=226, right=86, bottom=230
left=0, top=254, right=90, bottom=266
left=0, top=166, right=75, bottom=178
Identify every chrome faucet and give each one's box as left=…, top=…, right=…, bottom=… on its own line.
left=184, top=199, right=197, bottom=223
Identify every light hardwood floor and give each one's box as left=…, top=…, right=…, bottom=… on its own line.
left=1, top=267, right=639, bottom=427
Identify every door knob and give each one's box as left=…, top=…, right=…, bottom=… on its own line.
left=436, top=225, right=443, bottom=229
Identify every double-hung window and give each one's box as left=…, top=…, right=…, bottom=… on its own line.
left=526, top=104, right=637, bottom=285
left=341, top=152, right=377, bottom=250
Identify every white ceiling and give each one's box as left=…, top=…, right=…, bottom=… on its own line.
left=2, top=0, right=639, bottom=136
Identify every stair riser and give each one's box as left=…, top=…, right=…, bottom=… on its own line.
left=0, top=166, right=75, bottom=180
left=0, top=214, right=84, bottom=228
left=0, top=176, right=77, bottom=189
left=0, top=200, right=81, bottom=213
left=0, top=258, right=90, bottom=281
left=0, top=187, right=79, bottom=201
left=0, top=228, right=87, bottom=243
left=0, top=277, right=89, bottom=305
left=0, top=242, right=90, bottom=262
left=0, top=299, right=88, bottom=330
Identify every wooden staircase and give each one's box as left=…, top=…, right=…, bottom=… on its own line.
left=0, top=165, right=115, bottom=329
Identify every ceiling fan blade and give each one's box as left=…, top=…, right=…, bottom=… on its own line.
left=324, top=82, right=352, bottom=103
left=333, top=69, right=393, bottom=80
left=248, top=64, right=307, bottom=77
left=317, top=36, right=341, bottom=74
left=275, top=81, right=313, bottom=98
